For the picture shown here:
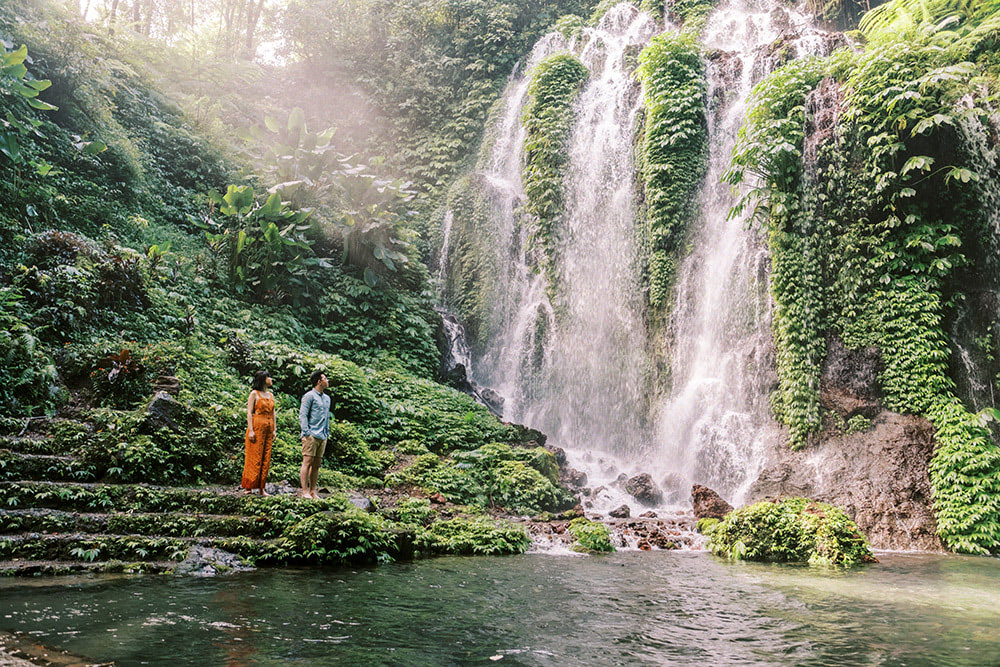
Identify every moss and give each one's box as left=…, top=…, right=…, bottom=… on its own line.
left=521, top=53, right=589, bottom=277
left=708, top=498, right=876, bottom=565
left=636, top=33, right=708, bottom=312
left=418, top=516, right=531, bottom=555
left=568, top=517, right=614, bottom=552
left=386, top=443, right=575, bottom=515
left=696, top=517, right=719, bottom=534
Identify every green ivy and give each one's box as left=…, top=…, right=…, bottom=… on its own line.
left=707, top=497, right=876, bottom=565
left=636, top=32, right=708, bottom=311
left=521, top=53, right=589, bottom=276
left=726, top=21, right=1000, bottom=553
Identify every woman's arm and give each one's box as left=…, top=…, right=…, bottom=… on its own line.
left=247, top=391, right=257, bottom=442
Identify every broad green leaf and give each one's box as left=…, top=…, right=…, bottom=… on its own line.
left=26, top=97, right=57, bottom=111
left=5, top=44, right=27, bottom=66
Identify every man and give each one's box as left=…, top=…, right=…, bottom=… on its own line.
left=299, top=370, right=331, bottom=499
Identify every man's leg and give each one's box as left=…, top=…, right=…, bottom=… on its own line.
left=309, top=459, right=322, bottom=498
left=300, top=454, right=315, bottom=497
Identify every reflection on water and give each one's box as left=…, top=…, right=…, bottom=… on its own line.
left=1, top=552, right=999, bottom=665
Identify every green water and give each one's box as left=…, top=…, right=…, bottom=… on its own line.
left=1, top=552, right=998, bottom=665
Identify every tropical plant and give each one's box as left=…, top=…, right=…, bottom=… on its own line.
left=201, top=184, right=317, bottom=303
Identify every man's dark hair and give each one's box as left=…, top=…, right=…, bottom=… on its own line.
left=310, top=370, right=326, bottom=389
left=252, top=370, right=269, bottom=392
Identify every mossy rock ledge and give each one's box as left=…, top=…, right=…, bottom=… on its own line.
left=705, top=497, right=877, bottom=566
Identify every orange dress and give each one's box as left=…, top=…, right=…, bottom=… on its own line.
left=241, top=393, right=275, bottom=490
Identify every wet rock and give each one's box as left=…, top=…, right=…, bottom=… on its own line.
left=615, top=473, right=629, bottom=485
left=691, top=485, right=733, bottom=520
left=566, top=505, right=585, bottom=519
left=624, top=473, right=663, bottom=506
left=660, top=472, right=685, bottom=503
left=174, top=546, right=252, bottom=577
left=561, top=467, right=588, bottom=488
left=546, top=446, right=568, bottom=466
left=480, top=388, right=505, bottom=417
left=820, top=336, right=883, bottom=419
left=639, top=511, right=658, bottom=518
left=141, top=391, right=203, bottom=434
left=592, top=485, right=607, bottom=497
left=609, top=505, right=631, bottom=519
left=152, top=374, right=180, bottom=395
left=749, top=412, right=943, bottom=551
left=348, top=495, right=374, bottom=512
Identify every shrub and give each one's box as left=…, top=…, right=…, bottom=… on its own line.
left=418, top=517, right=530, bottom=555
left=0, top=288, right=62, bottom=417
left=281, top=507, right=399, bottom=564
left=568, top=517, right=614, bottom=553
left=325, top=421, right=383, bottom=477
left=387, top=497, right=435, bottom=526
left=389, top=444, right=575, bottom=515
left=708, top=498, right=876, bottom=565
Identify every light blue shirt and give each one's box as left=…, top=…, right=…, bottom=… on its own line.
left=299, top=389, right=331, bottom=439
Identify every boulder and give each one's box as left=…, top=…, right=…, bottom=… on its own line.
left=749, top=411, right=942, bottom=551
left=639, top=510, right=658, bottom=518
left=624, top=473, right=663, bottom=506
left=609, top=505, right=631, bottom=519
left=174, top=546, right=252, bottom=577
left=561, top=467, right=588, bottom=488
left=141, top=391, right=202, bottom=434
left=691, top=485, right=733, bottom=520
left=660, top=472, right=685, bottom=504
left=152, top=375, right=180, bottom=396
left=545, top=446, right=567, bottom=467
left=348, top=495, right=375, bottom=512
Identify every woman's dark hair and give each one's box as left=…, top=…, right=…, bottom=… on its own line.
left=309, top=369, right=325, bottom=388
left=252, top=371, right=270, bottom=392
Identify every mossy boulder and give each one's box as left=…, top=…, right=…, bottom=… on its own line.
left=568, top=517, right=615, bottom=553
left=387, top=443, right=575, bottom=515
left=281, top=507, right=400, bottom=564
left=707, top=498, right=877, bottom=565
left=418, top=517, right=531, bottom=555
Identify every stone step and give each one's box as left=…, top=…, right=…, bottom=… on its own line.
left=0, top=532, right=286, bottom=564
left=0, top=435, right=71, bottom=456
left=0, top=559, right=175, bottom=576
left=0, top=480, right=343, bottom=517
left=0, top=450, right=100, bottom=483
left=0, top=532, right=194, bottom=562
left=0, top=509, right=279, bottom=539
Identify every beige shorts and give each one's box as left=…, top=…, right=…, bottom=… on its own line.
left=301, top=435, right=327, bottom=459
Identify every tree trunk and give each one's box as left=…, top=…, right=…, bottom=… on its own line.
left=142, top=0, right=153, bottom=36
left=244, top=0, right=265, bottom=59
left=108, top=0, right=119, bottom=33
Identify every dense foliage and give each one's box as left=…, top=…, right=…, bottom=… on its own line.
left=706, top=498, right=876, bottom=565
left=567, top=516, right=615, bottom=552
left=726, top=0, right=1000, bottom=553
left=521, top=53, right=589, bottom=277
left=280, top=0, right=600, bottom=192
left=636, top=32, right=707, bottom=311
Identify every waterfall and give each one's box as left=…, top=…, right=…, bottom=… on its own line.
left=652, top=0, right=833, bottom=506
left=449, top=0, right=838, bottom=516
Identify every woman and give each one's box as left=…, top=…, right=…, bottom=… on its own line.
left=241, top=370, right=275, bottom=495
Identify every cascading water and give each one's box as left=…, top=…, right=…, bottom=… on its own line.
left=653, top=0, right=835, bottom=506
left=444, top=0, right=840, bottom=520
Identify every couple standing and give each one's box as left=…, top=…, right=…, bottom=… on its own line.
left=241, top=369, right=332, bottom=499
